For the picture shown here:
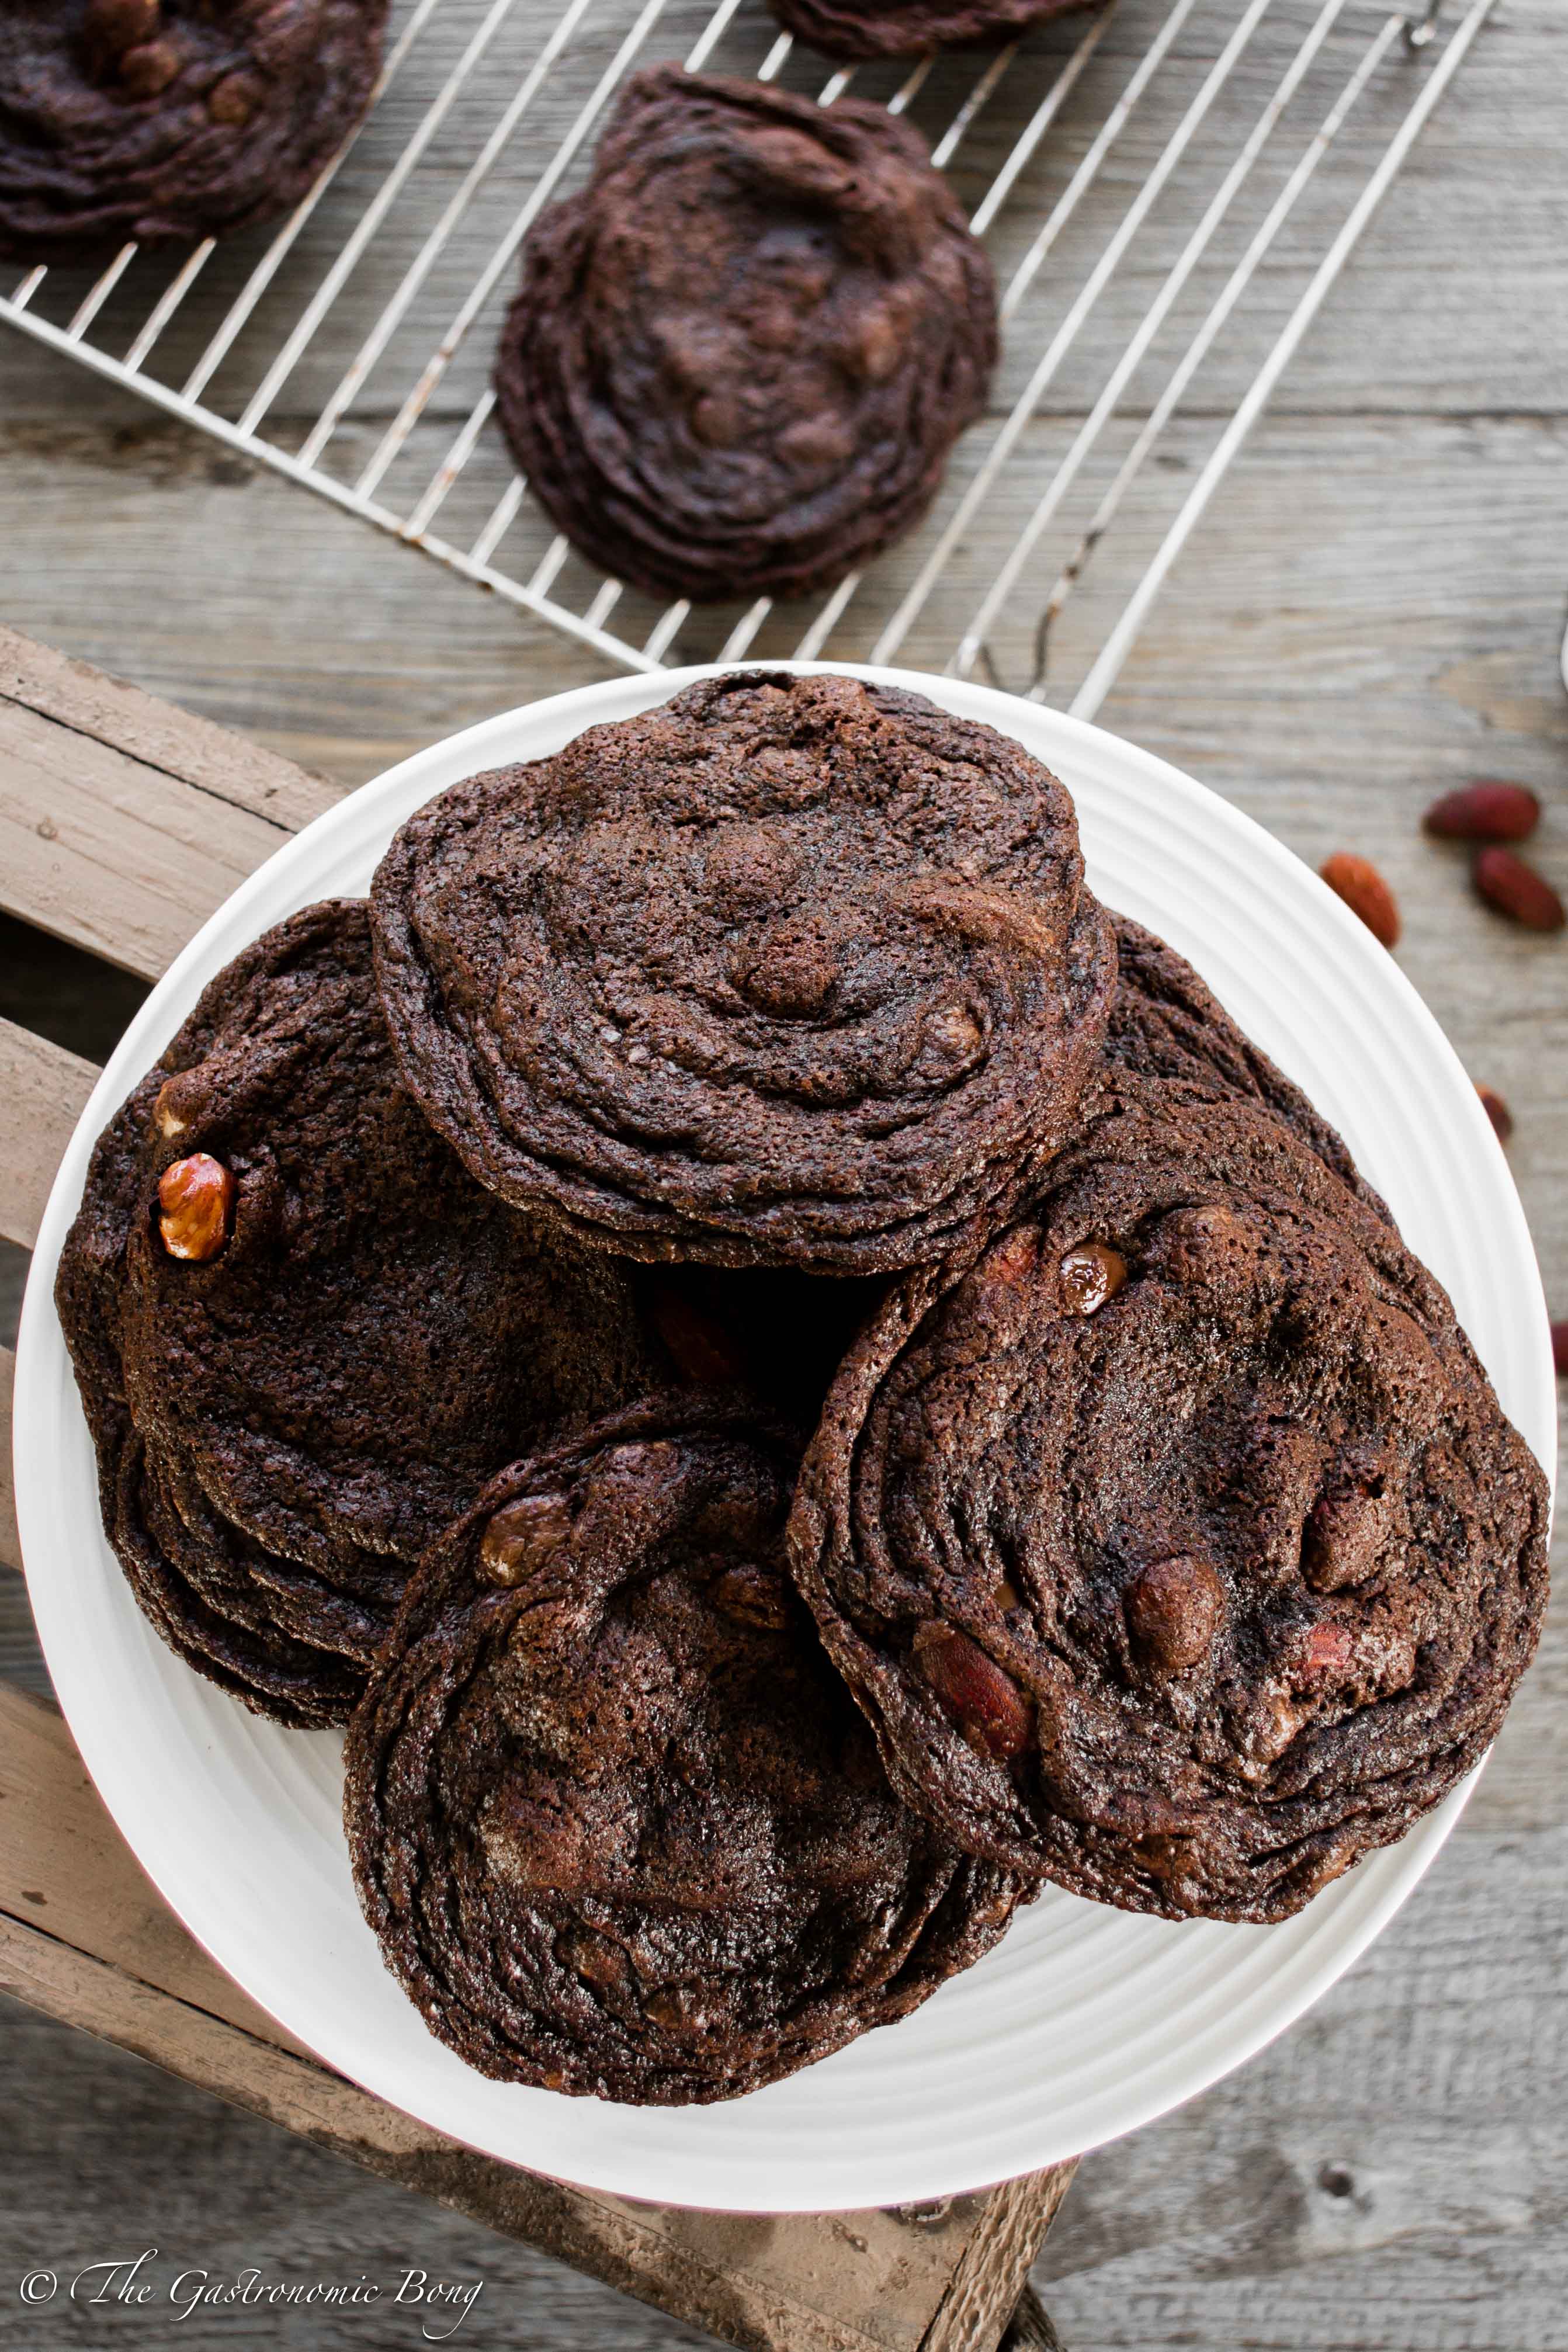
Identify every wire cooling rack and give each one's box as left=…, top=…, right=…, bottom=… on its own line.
left=0, top=0, right=1491, bottom=713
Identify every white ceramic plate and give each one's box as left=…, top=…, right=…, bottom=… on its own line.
left=15, top=662, right=1556, bottom=2214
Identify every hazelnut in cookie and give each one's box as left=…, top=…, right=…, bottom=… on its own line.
left=56, top=900, right=660, bottom=1727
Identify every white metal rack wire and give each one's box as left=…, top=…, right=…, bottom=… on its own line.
left=0, top=0, right=1493, bottom=716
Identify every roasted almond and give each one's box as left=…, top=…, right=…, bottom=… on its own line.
left=1424, top=780, right=1541, bottom=842
left=1472, top=847, right=1565, bottom=934
left=1320, top=852, right=1401, bottom=949
left=1476, top=1085, right=1514, bottom=1143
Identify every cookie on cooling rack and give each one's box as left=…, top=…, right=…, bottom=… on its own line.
left=57, top=901, right=660, bottom=1727
left=769, top=0, right=1099, bottom=62
left=345, top=1400, right=1024, bottom=2104
left=0, top=0, right=388, bottom=268
left=369, top=671, right=1116, bottom=1274
left=789, top=1092, right=1549, bottom=1923
left=491, top=65, right=997, bottom=605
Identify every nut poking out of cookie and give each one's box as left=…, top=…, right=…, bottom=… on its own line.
left=1125, top=1556, right=1223, bottom=1673
left=913, top=1623, right=1033, bottom=1761
left=157, top=1154, right=234, bottom=1261
left=479, top=1493, right=572, bottom=1585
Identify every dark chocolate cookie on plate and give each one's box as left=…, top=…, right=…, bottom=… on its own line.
left=771, top=0, right=1098, bottom=62
left=57, top=900, right=658, bottom=1727
left=491, top=67, right=997, bottom=604
left=370, top=671, right=1116, bottom=1274
left=0, top=0, right=388, bottom=268
left=1099, top=911, right=1389, bottom=1217
left=789, top=1094, right=1549, bottom=1923
left=345, top=1399, right=1024, bottom=2104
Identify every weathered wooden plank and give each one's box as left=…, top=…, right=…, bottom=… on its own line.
left=0, top=1915, right=924, bottom=2352
left=0, top=1687, right=315, bottom=2056
left=0, top=1685, right=1063, bottom=2351
left=0, top=1348, right=18, bottom=1575
left=0, top=622, right=338, bottom=835
left=924, top=2175, right=1076, bottom=2352
left=0, top=1018, right=96, bottom=1251
left=0, top=693, right=301, bottom=983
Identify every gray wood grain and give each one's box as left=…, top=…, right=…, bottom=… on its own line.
left=0, top=0, right=1563, bottom=2344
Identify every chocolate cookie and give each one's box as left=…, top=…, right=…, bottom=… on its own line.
left=790, top=1095, right=1549, bottom=1921
left=491, top=68, right=997, bottom=604
left=1100, top=912, right=1389, bottom=1216
left=770, top=0, right=1096, bottom=61
left=57, top=900, right=656, bottom=1726
left=345, top=1400, right=1023, bottom=2103
left=0, top=0, right=387, bottom=268
left=370, top=671, right=1116, bottom=1274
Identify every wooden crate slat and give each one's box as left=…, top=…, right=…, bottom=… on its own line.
left=0, top=623, right=338, bottom=837
left=0, top=693, right=300, bottom=983
left=1, top=1348, right=18, bottom=1574
left=0, top=1017, right=96, bottom=1250
left=0, top=1688, right=1067, bottom=2352
left=1, top=1906, right=1060, bottom=2352
left=0, top=1687, right=314, bottom=2052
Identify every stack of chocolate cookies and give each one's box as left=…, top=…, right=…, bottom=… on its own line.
left=59, top=672, right=1549, bottom=2105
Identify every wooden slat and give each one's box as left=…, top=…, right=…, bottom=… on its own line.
left=0, top=1349, right=18, bottom=1574
left=0, top=1689, right=1069, bottom=2352
left=0, top=1017, right=97, bottom=1250
left=0, top=1686, right=314, bottom=2055
left=0, top=693, right=304, bottom=983
left=0, top=623, right=337, bottom=835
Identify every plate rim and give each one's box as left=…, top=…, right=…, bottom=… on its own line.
left=13, top=658, right=1557, bottom=2212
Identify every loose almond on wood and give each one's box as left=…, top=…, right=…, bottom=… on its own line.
left=1319, top=853, right=1402, bottom=949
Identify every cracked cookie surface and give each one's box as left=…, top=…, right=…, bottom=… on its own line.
left=0, top=0, right=387, bottom=266
left=57, top=900, right=657, bottom=1725
left=769, top=0, right=1099, bottom=61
